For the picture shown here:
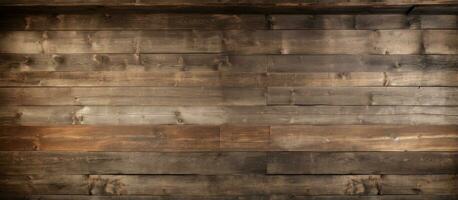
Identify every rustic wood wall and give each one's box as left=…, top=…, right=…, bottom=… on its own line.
left=0, top=1, right=457, bottom=199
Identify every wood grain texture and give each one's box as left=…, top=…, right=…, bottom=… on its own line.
left=1, top=71, right=456, bottom=87
left=0, top=175, right=88, bottom=195
left=270, top=125, right=458, bottom=151
left=267, top=87, right=458, bottom=106
left=0, top=87, right=266, bottom=106
left=0, top=152, right=266, bottom=175
left=267, top=152, right=458, bottom=174
left=0, top=14, right=266, bottom=30
left=1, top=125, right=456, bottom=151
left=1, top=30, right=454, bottom=54
left=1, top=106, right=457, bottom=125
left=1, top=54, right=455, bottom=73
left=87, top=175, right=381, bottom=195
left=381, top=175, right=458, bottom=195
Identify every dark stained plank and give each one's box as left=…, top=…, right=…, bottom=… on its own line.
left=0, top=14, right=266, bottom=30
left=1, top=106, right=457, bottom=125
left=0, top=152, right=266, bottom=175
left=267, top=87, right=458, bottom=106
left=88, top=175, right=381, bottom=195
left=381, top=175, right=458, bottom=195
left=0, top=87, right=266, bottom=106
left=0, top=175, right=88, bottom=195
left=1, top=54, right=456, bottom=73
left=271, top=195, right=458, bottom=200
left=270, top=125, right=458, bottom=151
left=3, top=30, right=451, bottom=54
left=267, top=55, right=458, bottom=72
left=0, top=126, right=219, bottom=151
left=267, top=152, right=458, bottom=174
left=220, top=126, right=270, bottom=151
left=423, top=30, right=458, bottom=54
left=3, top=195, right=271, bottom=200
left=1, top=71, right=456, bottom=87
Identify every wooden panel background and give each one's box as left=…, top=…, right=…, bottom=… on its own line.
left=0, top=1, right=457, bottom=199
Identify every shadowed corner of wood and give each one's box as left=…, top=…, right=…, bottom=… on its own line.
left=345, top=176, right=381, bottom=195
left=89, top=175, right=126, bottom=195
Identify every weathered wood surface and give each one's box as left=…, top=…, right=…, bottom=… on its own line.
left=0, top=30, right=454, bottom=54
left=0, top=151, right=456, bottom=175
left=3, top=195, right=458, bottom=200
left=1, top=87, right=457, bottom=106
left=1, top=106, right=457, bottom=125
left=1, top=125, right=456, bottom=151
left=0, top=175, right=88, bottom=195
left=0, top=87, right=266, bottom=106
left=1, top=71, right=456, bottom=87
left=267, top=152, right=458, bottom=175
left=0, top=14, right=456, bottom=30
left=271, top=15, right=458, bottom=30
left=270, top=125, right=458, bottom=151
left=0, top=152, right=267, bottom=175
left=381, top=175, right=458, bottom=195
left=1, top=54, right=456, bottom=72
left=267, top=87, right=458, bottom=106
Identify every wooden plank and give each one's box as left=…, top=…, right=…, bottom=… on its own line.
left=0, top=87, right=266, bottom=106
left=270, top=125, right=458, bottom=151
left=0, top=54, right=267, bottom=72
left=220, top=126, right=270, bottom=151
left=381, top=175, right=458, bottom=195
left=88, top=175, right=381, bottom=195
left=1, top=71, right=456, bottom=87
left=272, top=15, right=457, bottom=30
left=0, top=152, right=266, bottom=175
left=2, top=54, right=455, bottom=73
left=271, top=195, right=458, bottom=200
left=1, top=106, right=457, bottom=125
left=0, top=14, right=266, bottom=30
left=223, top=30, right=423, bottom=54
left=267, top=152, right=458, bottom=174
left=423, top=30, right=458, bottom=54
left=0, top=30, right=439, bottom=54
left=0, top=175, right=88, bottom=195
left=0, top=126, right=219, bottom=151
left=267, top=87, right=458, bottom=106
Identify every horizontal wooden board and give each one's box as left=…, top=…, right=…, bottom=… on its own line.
left=381, top=175, right=458, bottom=195
left=0, top=87, right=266, bottom=106
left=0, top=152, right=266, bottom=175
left=3, top=195, right=458, bottom=200
left=1, top=71, right=456, bottom=87
left=1, top=151, right=456, bottom=175
left=1, top=106, right=457, bottom=125
left=267, top=87, right=458, bottom=106
left=267, top=152, right=458, bottom=175
left=0, top=14, right=266, bottom=30
left=271, top=14, right=458, bottom=30
left=1, top=54, right=456, bottom=73
left=0, top=175, right=88, bottom=195
left=87, top=175, right=382, bottom=195
left=0, top=30, right=453, bottom=54
left=270, top=125, right=458, bottom=151
left=1, top=125, right=456, bottom=151
left=1, top=14, right=455, bottom=30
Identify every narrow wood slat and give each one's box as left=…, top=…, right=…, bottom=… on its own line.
left=271, top=125, right=458, bottom=151
left=0, top=175, right=88, bottom=195
left=87, top=175, right=381, bottom=195
left=0, top=152, right=266, bottom=175
left=381, top=175, right=458, bottom=195
left=0, top=14, right=266, bottom=30
left=0, top=87, right=266, bottom=106
left=4, top=195, right=458, bottom=200
left=1, top=125, right=456, bottom=151
left=0, top=151, right=456, bottom=175
left=1, top=30, right=453, bottom=54
left=267, top=87, right=458, bottom=106
left=1, top=106, right=457, bottom=125
left=1, top=71, right=456, bottom=87
left=267, top=152, right=458, bottom=175
left=1, top=54, right=455, bottom=73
